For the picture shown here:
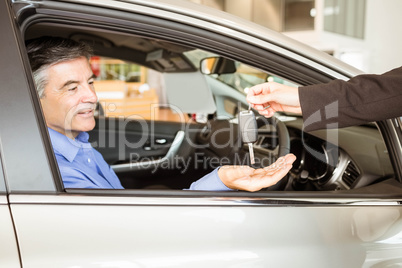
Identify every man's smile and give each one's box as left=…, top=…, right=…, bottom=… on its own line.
left=77, top=108, right=94, bottom=117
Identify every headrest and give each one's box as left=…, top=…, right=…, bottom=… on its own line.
left=164, top=72, right=216, bottom=114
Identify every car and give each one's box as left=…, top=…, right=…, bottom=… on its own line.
left=1, top=0, right=401, bottom=267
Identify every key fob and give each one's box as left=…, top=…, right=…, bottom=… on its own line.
left=239, top=110, right=258, bottom=143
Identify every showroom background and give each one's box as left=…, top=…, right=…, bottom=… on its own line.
left=188, top=0, right=402, bottom=74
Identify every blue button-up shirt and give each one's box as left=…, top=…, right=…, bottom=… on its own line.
left=49, top=128, right=124, bottom=189
left=48, top=128, right=231, bottom=191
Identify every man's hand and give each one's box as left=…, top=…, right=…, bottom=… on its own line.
left=218, top=154, right=296, bottom=192
left=247, top=82, right=301, bottom=117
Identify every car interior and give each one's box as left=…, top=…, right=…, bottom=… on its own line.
left=24, top=21, right=396, bottom=194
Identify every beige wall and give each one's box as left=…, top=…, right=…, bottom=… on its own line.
left=252, top=0, right=282, bottom=32
left=224, top=0, right=252, bottom=20
left=194, top=0, right=283, bottom=31
left=189, top=0, right=224, bottom=10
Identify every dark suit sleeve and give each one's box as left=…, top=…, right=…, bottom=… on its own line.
left=299, top=66, right=402, bottom=132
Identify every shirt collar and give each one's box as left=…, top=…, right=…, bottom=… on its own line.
left=47, top=128, right=91, bottom=163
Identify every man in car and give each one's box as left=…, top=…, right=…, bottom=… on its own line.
left=27, top=36, right=295, bottom=191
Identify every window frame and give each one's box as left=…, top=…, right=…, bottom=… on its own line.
left=0, top=2, right=60, bottom=194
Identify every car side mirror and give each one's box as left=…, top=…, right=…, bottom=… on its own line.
left=200, top=57, right=236, bottom=75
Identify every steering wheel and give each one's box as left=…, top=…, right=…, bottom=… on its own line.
left=196, top=115, right=290, bottom=191
left=256, top=115, right=290, bottom=156
left=254, top=115, right=290, bottom=190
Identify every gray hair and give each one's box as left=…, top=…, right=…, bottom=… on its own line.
left=26, top=36, right=93, bottom=98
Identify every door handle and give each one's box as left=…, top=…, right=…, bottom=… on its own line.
left=111, top=130, right=185, bottom=172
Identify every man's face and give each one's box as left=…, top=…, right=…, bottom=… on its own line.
left=40, top=57, right=97, bottom=139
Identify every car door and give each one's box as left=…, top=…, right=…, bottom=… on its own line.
left=3, top=0, right=402, bottom=267
left=0, top=154, right=21, bottom=268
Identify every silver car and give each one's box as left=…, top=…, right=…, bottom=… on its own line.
left=1, top=0, right=401, bottom=267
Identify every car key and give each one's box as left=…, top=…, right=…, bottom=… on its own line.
left=239, top=106, right=258, bottom=164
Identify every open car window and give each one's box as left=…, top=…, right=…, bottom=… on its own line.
left=24, top=13, right=396, bottom=196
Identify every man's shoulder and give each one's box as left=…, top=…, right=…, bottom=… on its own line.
left=47, top=128, right=81, bottom=162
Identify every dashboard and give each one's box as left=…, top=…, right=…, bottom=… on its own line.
left=257, top=117, right=394, bottom=191
left=287, top=129, right=356, bottom=191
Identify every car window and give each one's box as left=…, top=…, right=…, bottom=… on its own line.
left=23, top=15, right=395, bottom=195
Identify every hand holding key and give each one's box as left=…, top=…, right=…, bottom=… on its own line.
left=247, top=82, right=302, bottom=118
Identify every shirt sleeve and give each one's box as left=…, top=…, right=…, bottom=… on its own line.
left=187, top=167, right=233, bottom=191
